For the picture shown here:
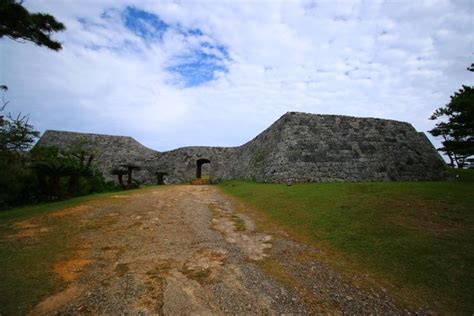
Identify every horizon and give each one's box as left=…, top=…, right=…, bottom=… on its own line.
left=2, top=0, right=473, bottom=154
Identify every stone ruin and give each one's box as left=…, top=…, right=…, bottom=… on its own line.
left=36, top=112, right=447, bottom=185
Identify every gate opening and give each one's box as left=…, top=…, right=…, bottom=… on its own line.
left=196, top=158, right=210, bottom=179
left=156, top=172, right=168, bottom=185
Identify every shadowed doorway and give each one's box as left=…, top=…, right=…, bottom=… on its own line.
left=196, top=159, right=210, bottom=179
left=156, top=172, right=168, bottom=185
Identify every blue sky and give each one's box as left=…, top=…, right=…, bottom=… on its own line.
left=1, top=0, right=473, bottom=153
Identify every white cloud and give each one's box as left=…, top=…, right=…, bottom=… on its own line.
left=2, top=0, right=473, bottom=155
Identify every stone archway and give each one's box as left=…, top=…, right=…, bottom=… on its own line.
left=156, top=172, right=168, bottom=185
left=196, top=158, right=210, bottom=179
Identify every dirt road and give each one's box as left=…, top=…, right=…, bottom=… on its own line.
left=26, top=185, right=422, bottom=315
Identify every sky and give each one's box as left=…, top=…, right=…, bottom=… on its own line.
left=1, top=0, right=473, bottom=153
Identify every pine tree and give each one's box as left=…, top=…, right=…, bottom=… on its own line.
left=0, top=0, right=65, bottom=51
left=429, top=67, right=474, bottom=168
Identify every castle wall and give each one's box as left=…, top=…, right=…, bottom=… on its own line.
left=151, top=146, right=239, bottom=184
left=36, top=112, right=447, bottom=185
left=35, top=130, right=159, bottom=183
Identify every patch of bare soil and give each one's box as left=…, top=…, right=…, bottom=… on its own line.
left=14, top=219, right=40, bottom=229
left=53, top=245, right=94, bottom=282
left=27, top=185, right=431, bottom=315
left=48, top=205, right=93, bottom=218
left=4, top=219, right=50, bottom=239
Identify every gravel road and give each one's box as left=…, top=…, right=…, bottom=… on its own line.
left=28, top=185, right=430, bottom=315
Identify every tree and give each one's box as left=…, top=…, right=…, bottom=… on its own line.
left=30, top=145, right=106, bottom=199
left=0, top=0, right=65, bottom=51
left=429, top=79, right=474, bottom=168
left=0, top=0, right=64, bottom=149
left=0, top=112, right=39, bottom=152
left=111, top=164, right=140, bottom=190
left=0, top=88, right=39, bottom=153
left=111, top=168, right=127, bottom=189
left=0, top=86, right=41, bottom=207
left=33, top=158, right=75, bottom=198
left=0, top=2, right=76, bottom=207
left=65, top=139, right=96, bottom=194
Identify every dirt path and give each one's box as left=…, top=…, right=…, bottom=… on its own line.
left=25, top=185, right=424, bottom=315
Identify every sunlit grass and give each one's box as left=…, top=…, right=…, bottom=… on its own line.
left=219, top=171, right=474, bottom=313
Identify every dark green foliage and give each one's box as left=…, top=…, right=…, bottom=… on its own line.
left=30, top=145, right=114, bottom=200
left=429, top=66, right=474, bottom=168
left=0, top=101, right=39, bottom=152
left=0, top=152, right=38, bottom=209
left=0, top=99, right=41, bottom=208
left=0, top=95, right=116, bottom=209
left=448, top=167, right=474, bottom=182
left=0, top=0, right=65, bottom=51
left=0, top=5, right=111, bottom=209
left=0, top=113, right=39, bottom=151
left=0, top=143, right=118, bottom=209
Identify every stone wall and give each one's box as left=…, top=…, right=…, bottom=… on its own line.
left=151, top=146, right=239, bottom=184
left=234, top=112, right=446, bottom=182
left=36, top=112, right=447, bottom=184
left=36, top=130, right=159, bottom=183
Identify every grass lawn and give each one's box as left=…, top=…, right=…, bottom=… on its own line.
left=0, top=186, right=161, bottom=315
left=219, top=169, right=474, bottom=313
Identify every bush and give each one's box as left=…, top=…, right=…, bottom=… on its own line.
left=0, top=146, right=119, bottom=210
left=0, top=153, right=39, bottom=209
left=73, top=170, right=120, bottom=196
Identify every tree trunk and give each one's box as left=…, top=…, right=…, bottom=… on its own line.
left=454, top=153, right=465, bottom=169
left=86, top=155, right=94, bottom=169
left=48, top=176, right=61, bottom=199
left=37, top=174, right=48, bottom=197
left=446, top=152, right=455, bottom=168
left=127, top=167, right=133, bottom=188
left=67, top=174, right=80, bottom=195
left=117, top=174, right=125, bottom=190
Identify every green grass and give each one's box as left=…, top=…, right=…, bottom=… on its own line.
left=0, top=185, right=161, bottom=223
left=0, top=216, right=83, bottom=314
left=448, top=167, right=474, bottom=182
left=219, top=171, right=474, bottom=313
left=0, top=185, right=162, bottom=315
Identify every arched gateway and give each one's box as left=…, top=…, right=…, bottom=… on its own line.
left=196, top=158, right=210, bottom=179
